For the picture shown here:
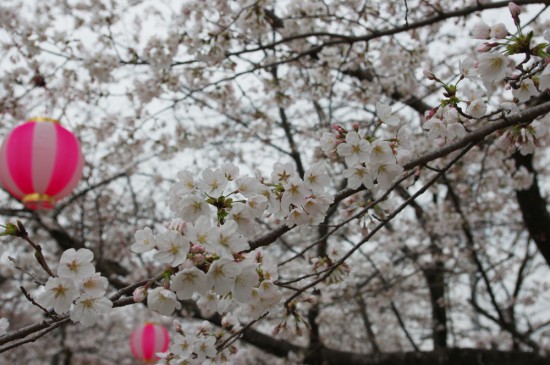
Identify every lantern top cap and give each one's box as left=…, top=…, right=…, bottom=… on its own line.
left=29, top=117, right=60, bottom=124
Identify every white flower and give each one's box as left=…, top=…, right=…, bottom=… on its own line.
left=343, top=165, right=375, bottom=190
left=154, top=230, right=190, bottom=267
left=424, top=118, right=447, bottom=141
left=147, top=287, right=181, bottom=315
left=38, top=277, right=80, bottom=314
left=170, top=170, right=197, bottom=197
left=57, top=248, right=95, bottom=281
left=545, top=30, right=550, bottom=41
left=271, top=162, right=297, bottom=185
left=170, top=333, right=195, bottom=359
left=186, top=216, right=215, bottom=248
left=304, top=162, right=329, bottom=193
left=194, top=336, right=217, bottom=362
left=490, top=23, right=508, bottom=39
left=395, top=149, right=412, bottom=166
left=196, top=291, right=219, bottom=317
left=376, top=102, right=400, bottom=126
left=376, top=164, right=404, bottom=189
left=286, top=207, right=309, bottom=227
left=171, top=267, right=208, bottom=299
left=206, top=259, right=240, bottom=296
left=221, top=163, right=240, bottom=181
left=320, top=132, right=337, bottom=155
left=467, top=99, right=487, bottom=118
left=211, top=220, right=248, bottom=257
left=228, top=203, right=256, bottom=236
left=235, top=176, right=263, bottom=197
left=79, top=273, right=109, bottom=296
left=446, top=123, right=467, bottom=141
left=472, top=21, right=490, bottom=39
left=336, top=131, right=370, bottom=166
left=131, top=227, right=156, bottom=253
left=246, top=195, right=268, bottom=216
left=196, top=168, right=228, bottom=196
left=70, top=295, right=112, bottom=327
left=173, top=194, right=211, bottom=222
left=247, top=281, right=282, bottom=318
left=459, top=57, right=477, bottom=78
left=397, top=125, right=413, bottom=149
left=281, top=177, right=309, bottom=212
left=369, top=140, right=395, bottom=166
left=233, top=265, right=259, bottom=303
left=0, top=318, right=9, bottom=335
left=477, top=53, right=508, bottom=82
left=512, top=79, right=538, bottom=102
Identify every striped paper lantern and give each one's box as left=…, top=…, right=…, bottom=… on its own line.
left=0, top=117, right=83, bottom=210
left=130, top=323, right=170, bottom=363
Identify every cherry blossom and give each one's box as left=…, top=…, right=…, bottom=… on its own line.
left=512, top=79, right=538, bottom=102
left=154, top=230, right=191, bottom=267
left=477, top=53, right=509, bottom=83
left=336, top=131, right=370, bottom=166
left=38, top=277, right=79, bottom=315
left=57, top=248, right=95, bottom=281
left=131, top=227, right=156, bottom=253
left=171, top=267, right=208, bottom=299
left=70, top=295, right=113, bottom=327
left=147, top=287, right=182, bottom=316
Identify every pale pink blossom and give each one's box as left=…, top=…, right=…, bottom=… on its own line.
left=79, top=273, right=108, bottom=296
left=147, top=287, right=182, bottom=315
left=477, top=53, right=508, bottom=82
left=38, top=277, right=80, bottom=314
left=336, top=131, right=370, bottom=166
left=467, top=99, right=487, bottom=118
left=512, top=79, right=538, bottom=102
left=70, top=295, right=112, bottom=327
left=154, top=230, right=190, bottom=267
left=171, top=267, right=208, bottom=299
left=131, top=227, right=156, bottom=253
left=206, top=259, right=240, bottom=296
left=57, top=248, right=95, bottom=281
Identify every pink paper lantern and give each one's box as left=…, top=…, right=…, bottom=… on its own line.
left=130, top=323, right=170, bottom=363
left=0, top=117, right=84, bottom=210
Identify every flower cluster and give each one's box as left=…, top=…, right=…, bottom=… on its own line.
left=37, top=248, right=112, bottom=327
left=131, top=229, right=281, bottom=362
left=495, top=121, right=547, bottom=156
left=423, top=106, right=467, bottom=147
left=321, top=105, right=410, bottom=191
left=169, top=162, right=333, bottom=230
left=156, top=319, right=243, bottom=364
left=471, top=3, right=549, bottom=94
left=132, top=225, right=282, bottom=317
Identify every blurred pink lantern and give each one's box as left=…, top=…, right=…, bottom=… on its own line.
left=130, top=323, right=170, bottom=363
left=0, top=117, right=84, bottom=210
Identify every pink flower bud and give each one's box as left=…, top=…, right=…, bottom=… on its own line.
left=133, top=287, right=146, bottom=302
left=423, top=69, right=436, bottom=80
left=476, top=42, right=496, bottom=53
left=190, top=243, right=205, bottom=254
left=173, top=319, right=183, bottom=333
left=508, top=2, right=521, bottom=18
left=193, top=253, right=205, bottom=264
